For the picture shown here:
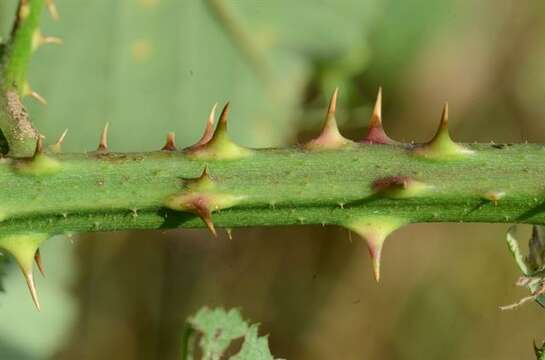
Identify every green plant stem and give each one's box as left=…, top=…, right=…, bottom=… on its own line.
left=1, top=143, right=545, bottom=237
left=3, top=0, right=46, bottom=92
left=0, top=0, right=45, bottom=157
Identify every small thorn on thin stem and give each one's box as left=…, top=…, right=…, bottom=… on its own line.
left=50, top=128, right=68, bottom=153
left=29, top=90, right=47, bottom=105
left=46, top=0, right=60, bottom=20
left=162, top=132, right=177, bottom=151
left=41, top=35, right=63, bottom=46
left=97, top=123, right=109, bottom=152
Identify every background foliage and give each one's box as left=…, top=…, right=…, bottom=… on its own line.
left=1, top=0, right=545, bottom=359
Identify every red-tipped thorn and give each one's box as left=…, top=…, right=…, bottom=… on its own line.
left=162, top=132, right=177, bottom=151
left=362, top=87, right=395, bottom=144
left=305, top=88, right=352, bottom=149
left=365, top=235, right=384, bottom=282
left=193, top=199, right=217, bottom=237
left=191, top=103, right=217, bottom=149
left=97, top=123, right=109, bottom=152
left=34, top=249, right=45, bottom=277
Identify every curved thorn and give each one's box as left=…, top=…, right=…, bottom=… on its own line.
left=193, top=199, right=217, bottom=237
left=192, top=103, right=217, bottom=148
left=216, top=102, right=230, bottom=132
left=97, top=123, right=109, bottom=152
left=199, top=164, right=211, bottom=180
left=34, top=249, right=45, bottom=277
left=162, top=132, right=177, bottom=151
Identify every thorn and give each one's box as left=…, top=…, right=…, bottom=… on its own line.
left=199, top=164, right=211, bottom=180
left=328, top=87, right=339, bottom=115
left=193, top=198, right=217, bottom=237
left=34, top=134, right=44, bottom=156
left=34, top=249, right=45, bottom=277
left=482, top=191, right=506, bottom=206
left=413, top=102, right=473, bottom=159
left=192, top=103, right=217, bottom=148
left=23, top=270, right=41, bottom=311
left=30, top=90, right=47, bottom=105
left=46, top=0, right=60, bottom=21
left=362, top=87, right=395, bottom=144
left=162, top=132, right=177, bottom=151
left=97, top=123, right=109, bottom=152
left=438, top=102, right=448, bottom=132
left=346, top=217, right=407, bottom=282
left=216, top=102, right=230, bottom=133
left=40, top=35, right=63, bottom=46
left=370, top=87, right=381, bottom=127
left=305, top=88, right=353, bottom=149
left=184, top=102, right=253, bottom=160
left=50, top=128, right=68, bottom=153
left=366, top=235, right=384, bottom=282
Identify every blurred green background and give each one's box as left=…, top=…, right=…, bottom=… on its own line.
left=1, top=0, right=545, bottom=359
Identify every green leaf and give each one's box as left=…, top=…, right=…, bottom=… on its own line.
left=229, top=325, right=274, bottom=360
left=189, top=307, right=248, bottom=360
left=183, top=307, right=275, bottom=360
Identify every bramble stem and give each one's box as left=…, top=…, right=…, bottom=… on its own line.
left=0, top=0, right=47, bottom=157
left=1, top=143, right=545, bottom=237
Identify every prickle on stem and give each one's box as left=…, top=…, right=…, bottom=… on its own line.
left=413, top=103, right=473, bottom=160
left=305, top=88, right=354, bottom=150
left=23, top=83, right=47, bottom=105
left=97, top=123, right=109, bottom=152
left=162, top=132, right=177, bottom=151
left=14, top=135, right=62, bottom=176
left=50, top=129, right=68, bottom=153
left=0, top=233, right=50, bottom=310
left=184, top=103, right=253, bottom=160
left=362, top=87, right=396, bottom=144
left=346, top=217, right=407, bottom=282
left=164, top=166, right=244, bottom=237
